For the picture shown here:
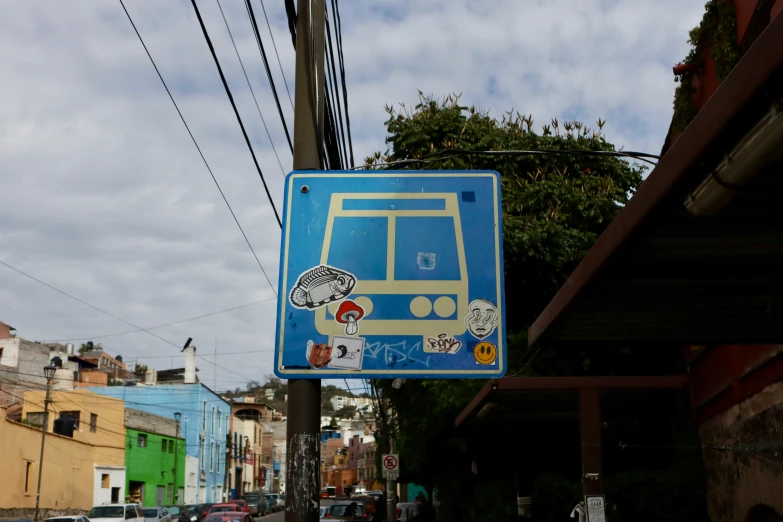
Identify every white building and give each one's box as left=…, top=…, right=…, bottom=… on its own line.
left=264, top=389, right=275, bottom=400
left=329, top=395, right=373, bottom=411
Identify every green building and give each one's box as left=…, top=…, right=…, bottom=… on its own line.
left=125, top=408, right=186, bottom=506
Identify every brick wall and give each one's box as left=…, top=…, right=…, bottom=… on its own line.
left=125, top=408, right=179, bottom=438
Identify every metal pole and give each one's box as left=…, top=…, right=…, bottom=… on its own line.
left=34, top=379, right=52, bottom=521
left=286, top=0, right=324, bottom=521
left=386, top=421, right=396, bottom=522
left=174, top=420, right=179, bottom=504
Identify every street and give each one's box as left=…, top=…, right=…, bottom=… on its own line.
left=255, top=512, right=284, bottom=522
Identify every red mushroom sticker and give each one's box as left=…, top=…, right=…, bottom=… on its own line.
left=335, top=300, right=364, bottom=335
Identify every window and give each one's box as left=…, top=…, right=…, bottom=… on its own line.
left=90, top=414, right=97, bottom=433
left=211, top=406, right=216, bottom=436
left=217, top=445, right=222, bottom=474
left=166, top=484, right=173, bottom=504
left=217, top=409, right=222, bottom=435
left=124, top=506, right=137, bottom=519
left=200, top=442, right=205, bottom=470
left=162, top=439, right=167, bottom=452
left=25, top=461, right=32, bottom=492
left=202, top=401, right=207, bottom=431
left=26, top=412, right=45, bottom=429
left=168, top=440, right=174, bottom=453
left=137, top=434, right=147, bottom=448
left=102, top=473, right=110, bottom=488
left=61, top=411, right=81, bottom=429
left=209, top=442, right=214, bottom=472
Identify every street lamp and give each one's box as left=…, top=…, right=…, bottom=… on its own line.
left=174, top=412, right=182, bottom=504
left=34, top=364, right=57, bottom=521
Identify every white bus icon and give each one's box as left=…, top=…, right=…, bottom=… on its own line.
left=314, top=192, right=469, bottom=338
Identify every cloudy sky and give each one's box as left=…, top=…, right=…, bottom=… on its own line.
left=0, top=0, right=704, bottom=392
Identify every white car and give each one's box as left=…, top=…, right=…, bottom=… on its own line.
left=46, top=517, right=91, bottom=522
left=88, top=504, right=143, bottom=522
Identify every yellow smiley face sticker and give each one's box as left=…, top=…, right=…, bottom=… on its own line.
left=474, top=342, right=497, bottom=365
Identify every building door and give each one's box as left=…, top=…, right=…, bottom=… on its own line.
left=156, top=486, right=165, bottom=506
left=111, top=487, right=120, bottom=504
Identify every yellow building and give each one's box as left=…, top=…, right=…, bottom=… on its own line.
left=5, top=389, right=127, bottom=511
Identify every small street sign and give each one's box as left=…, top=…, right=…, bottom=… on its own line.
left=382, top=453, right=399, bottom=479
left=274, top=170, right=506, bottom=379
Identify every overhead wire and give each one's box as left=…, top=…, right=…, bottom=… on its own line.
left=243, top=0, right=293, bottom=153
left=325, top=1, right=351, bottom=167
left=116, top=0, right=279, bottom=291
left=324, top=17, right=348, bottom=166
left=37, top=297, right=277, bottom=343
left=216, top=0, right=288, bottom=177
left=329, top=0, right=354, bottom=167
left=352, top=148, right=661, bottom=170
left=190, top=0, right=283, bottom=228
left=1, top=259, right=260, bottom=385
left=256, top=0, right=295, bottom=111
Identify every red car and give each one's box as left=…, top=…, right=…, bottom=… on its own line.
left=208, top=504, right=247, bottom=515
left=227, top=501, right=250, bottom=514
left=203, top=512, right=253, bottom=522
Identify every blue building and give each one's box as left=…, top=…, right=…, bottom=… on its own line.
left=90, top=383, right=230, bottom=504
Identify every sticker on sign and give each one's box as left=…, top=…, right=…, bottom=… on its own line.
left=382, top=453, right=400, bottom=479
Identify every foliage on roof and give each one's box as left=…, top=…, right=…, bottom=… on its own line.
left=672, top=0, right=740, bottom=134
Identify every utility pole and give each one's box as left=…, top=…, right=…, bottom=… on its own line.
left=34, top=364, right=56, bottom=521
left=225, top=432, right=231, bottom=501
left=286, top=0, right=324, bottom=520
left=386, top=413, right=397, bottom=522
left=174, top=412, right=182, bottom=504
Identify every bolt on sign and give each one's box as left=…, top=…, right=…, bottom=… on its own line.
left=382, top=454, right=400, bottom=479
left=274, top=170, right=507, bottom=379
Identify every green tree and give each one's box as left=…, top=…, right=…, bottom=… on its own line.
left=133, top=364, right=148, bottom=379
left=79, top=342, right=102, bottom=354
left=370, top=95, right=703, bottom=521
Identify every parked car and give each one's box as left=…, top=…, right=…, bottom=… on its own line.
left=207, top=504, right=243, bottom=516
left=203, top=513, right=252, bottom=522
left=278, top=493, right=286, bottom=508
left=46, top=517, right=91, bottom=522
left=88, top=504, right=144, bottom=522
left=264, top=495, right=277, bottom=513
left=350, top=495, right=377, bottom=519
left=241, top=493, right=265, bottom=517
left=396, top=502, right=419, bottom=522
left=226, top=500, right=249, bottom=515
left=325, top=501, right=367, bottom=521
left=264, top=494, right=281, bottom=513
left=162, top=506, right=190, bottom=522
left=182, top=505, right=206, bottom=522
left=1, top=518, right=34, bottom=522
left=143, top=508, right=172, bottom=522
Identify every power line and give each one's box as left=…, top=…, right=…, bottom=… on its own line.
left=354, top=148, right=661, bottom=170
left=325, top=12, right=348, bottom=166
left=244, top=0, right=293, bottom=153
left=256, top=0, right=294, bottom=111
left=1, top=259, right=260, bottom=384
left=37, top=297, right=277, bottom=343
left=216, top=0, right=288, bottom=177
left=330, top=0, right=354, bottom=167
left=117, top=0, right=278, bottom=293
left=190, top=0, right=283, bottom=228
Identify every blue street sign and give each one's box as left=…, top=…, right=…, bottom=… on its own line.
left=274, top=170, right=506, bottom=379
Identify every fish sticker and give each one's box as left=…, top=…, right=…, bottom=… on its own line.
left=289, top=264, right=357, bottom=309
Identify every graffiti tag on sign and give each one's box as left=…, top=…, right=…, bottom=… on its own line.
left=424, top=333, right=462, bottom=354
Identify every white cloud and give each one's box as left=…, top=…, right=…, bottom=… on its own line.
left=0, top=0, right=704, bottom=389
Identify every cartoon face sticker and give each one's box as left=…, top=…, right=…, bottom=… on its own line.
left=474, top=342, right=497, bottom=365
left=465, top=299, right=499, bottom=339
